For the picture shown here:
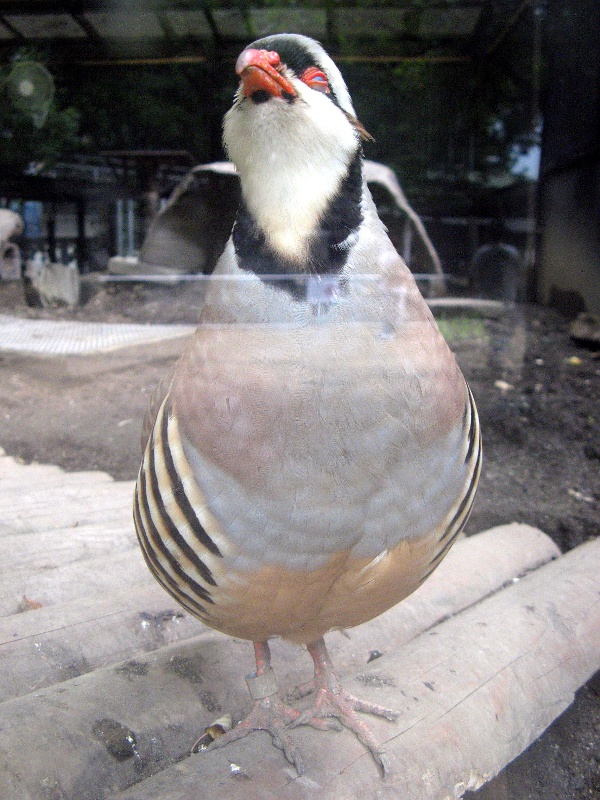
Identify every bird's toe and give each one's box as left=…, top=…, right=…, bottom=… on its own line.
left=200, top=694, right=305, bottom=774
left=291, top=680, right=397, bottom=774
left=290, top=710, right=343, bottom=732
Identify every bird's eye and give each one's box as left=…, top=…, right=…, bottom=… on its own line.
left=301, top=67, right=330, bottom=94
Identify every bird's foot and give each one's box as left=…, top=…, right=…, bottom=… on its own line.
left=197, top=656, right=306, bottom=775
left=202, top=690, right=305, bottom=774
left=290, top=638, right=398, bottom=776
left=290, top=682, right=396, bottom=775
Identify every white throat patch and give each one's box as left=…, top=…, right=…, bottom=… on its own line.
left=224, top=85, right=360, bottom=263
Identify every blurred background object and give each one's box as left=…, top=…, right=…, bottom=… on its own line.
left=0, top=207, right=23, bottom=281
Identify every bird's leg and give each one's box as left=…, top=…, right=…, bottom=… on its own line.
left=290, top=636, right=398, bottom=776
left=200, top=641, right=306, bottom=774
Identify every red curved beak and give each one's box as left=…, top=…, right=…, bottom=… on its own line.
left=236, top=48, right=297, bottom=99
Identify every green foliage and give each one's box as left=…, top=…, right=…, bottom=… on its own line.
left=63, top=64, right=229, bottom=159
left=347, top=55, right=531, bottom=201
left=0, top=50, right=82, bottom=172
left=0, top=99, right=82, bottom=173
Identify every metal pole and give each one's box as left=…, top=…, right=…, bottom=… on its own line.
left=115, top=198, right=124, bottom=257
left=127, top=199, right=135, bottom=256
left=524, top=1, right=543, bottom=300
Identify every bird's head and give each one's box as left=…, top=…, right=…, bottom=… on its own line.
left=223, top=35, right=372, bottom=265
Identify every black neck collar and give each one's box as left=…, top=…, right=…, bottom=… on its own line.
left=232, top=150, right=363, bottom=299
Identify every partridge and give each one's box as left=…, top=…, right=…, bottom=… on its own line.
left=134, top=33, right=481, bottom=776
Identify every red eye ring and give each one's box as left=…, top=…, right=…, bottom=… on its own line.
left=301, top=67, right=330, bottom=94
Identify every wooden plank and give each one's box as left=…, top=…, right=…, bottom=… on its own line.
left=0, top=521, right=137, bottom=578
left=107, top=537, right=600, bottom=800
left=0, top=471, right=118, bottom=493
left=0, top=459, right=113, bottom=489
left=307, top=523, right=560, bottom=678
left=0, top=465, right=65, bottom=483
left=0, top=525, right=559, bottom=703
left=0, top=481, right=133, bottom=504
left=0, top=524, right=576, bottom=800
left=0, top=492, right=133, bottom=535
left=0, top=455, right=130, bottom=503
left=0, top=481, right=133, bottom=514
left=3, top=466, right=117, bottom=481
left=0, top=546, right=150, bottom=617
left=0, top=448, right=63, bottom=475
left=0, top=482, right=132, bottom=508
left=0, top=476, right=132, bottom=501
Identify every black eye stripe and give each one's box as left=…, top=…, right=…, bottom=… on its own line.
left=250, top=36, right=315, bottom=77
left=248, top=35, right=341, bottom=108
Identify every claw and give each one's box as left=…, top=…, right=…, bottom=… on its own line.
left=270, top=717, right=305, bottom=774
left=374, top=750, right=392, bottom=779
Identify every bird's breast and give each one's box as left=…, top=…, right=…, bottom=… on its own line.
left=170, top=320, right=468, bottom=566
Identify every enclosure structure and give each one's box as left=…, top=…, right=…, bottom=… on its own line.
left=0, top=1, right=596, bottom=310
left=536, top=0, right=600, bottom=315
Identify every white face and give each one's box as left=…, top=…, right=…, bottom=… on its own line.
left=223, top=38, right=362, bottom=263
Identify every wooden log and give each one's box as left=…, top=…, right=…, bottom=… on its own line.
left=0, top=477, right=132, bottom=505
left=0, top=525, right=558, bottom=703
left=0, top=583, right=205, bottom=702
left=0, top=546, right=151, bottom=617
left=0, top=461, right=115, bottom=486
left=0, top=526, right=572, bottom=800
left=107, top=537, right=600, bottom=800
left=0, top=507, right=132, bottom=537
left=0, top=454, right=114, bottom=489
left=0, top=454, right=129, bottom=500
left=0, top=521, right=137, bottom=577
left=0, top=465, right=65, bottom=484
left=301, top=523, right=560, bottom=680
left=0, top=483, right=134, bottom=536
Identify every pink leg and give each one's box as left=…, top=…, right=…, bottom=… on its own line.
left=201, top=641, right=305, bottom=774
left=291, top=636, right=398, bottom=775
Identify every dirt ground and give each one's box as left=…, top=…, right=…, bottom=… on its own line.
left=0, top=277, right=598, bottom=799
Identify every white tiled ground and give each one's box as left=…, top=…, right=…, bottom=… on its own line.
left=0, top=314, right=195, bottom=355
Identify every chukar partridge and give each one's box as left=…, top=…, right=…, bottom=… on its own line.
left=134, top=33, right=481, bottom=776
